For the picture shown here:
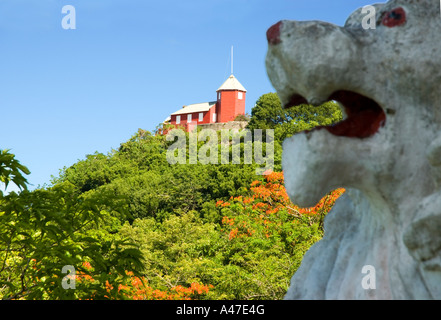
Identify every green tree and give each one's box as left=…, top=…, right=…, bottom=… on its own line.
left=246, top=93, right=287, bottom=131
left=0, top=149, right=30, bottom=194
left=119, top=212, right=224, bottom=299
left=54, top=130, right=268, bottom=222
left=0, top=151, right=144, bottom=300
left=247, top=93, right=343, bottom=142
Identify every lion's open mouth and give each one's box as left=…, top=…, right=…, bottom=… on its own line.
left=285, top=90, right=386, bottom=139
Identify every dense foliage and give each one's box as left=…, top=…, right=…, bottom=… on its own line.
left=0, top=93, right=344, bottom=300
left=247, top=92, right=343, bottom=142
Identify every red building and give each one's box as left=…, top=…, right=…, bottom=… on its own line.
left=167, top=74, right=246, bottom=132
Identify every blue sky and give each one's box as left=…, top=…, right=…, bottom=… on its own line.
left=1, top=0, right=375, bottom=191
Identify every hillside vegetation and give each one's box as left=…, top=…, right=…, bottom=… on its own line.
left=0, top=93, right=343, bottom=300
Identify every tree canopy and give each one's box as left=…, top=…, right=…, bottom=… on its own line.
left=0, top=93, right=345, bottom=300
left=246, top=93, right=343, bottom=142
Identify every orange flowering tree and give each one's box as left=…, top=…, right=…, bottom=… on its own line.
left=115, top=171, right=345, bottom=300
left=116, top=277, right=213, bottom=300
left=218, top=171, right=344, bottom=241
left=76, top=262, right=213, bottom=300
left=213, top=172, right=344, bottom=298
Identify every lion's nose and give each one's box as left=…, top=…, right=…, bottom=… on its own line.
left=267, top=21, right=283, bottom=45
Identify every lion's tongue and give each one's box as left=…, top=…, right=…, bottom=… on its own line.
left=324, top=91, right=386, bottom=139
left=325, top=107, right=386, bottom=138
left=286, top=91, right=386, bottom=139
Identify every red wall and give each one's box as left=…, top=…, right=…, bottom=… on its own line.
left=217, top=90, right=246, bottom=123
left=169, top=107, right=217, bottom=132
left=170, top=112, right=209, bottom=125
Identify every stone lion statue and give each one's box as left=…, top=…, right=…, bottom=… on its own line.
left=265, top=0, right=441, bottom=299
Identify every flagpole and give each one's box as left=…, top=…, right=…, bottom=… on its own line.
left=231, top=46, right=234, bottom=75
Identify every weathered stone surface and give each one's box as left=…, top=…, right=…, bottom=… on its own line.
left=265, top=0, right=441, bottom=299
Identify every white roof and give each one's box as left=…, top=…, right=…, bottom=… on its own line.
left=171, top=101, right=216, bottom=116
left=217, top=74, right=246, bottom=92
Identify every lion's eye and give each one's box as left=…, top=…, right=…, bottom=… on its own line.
left=382, top=7, right=406, bottom=27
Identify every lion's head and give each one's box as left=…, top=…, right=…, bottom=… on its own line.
left=266, top=0, right=441, bottom=299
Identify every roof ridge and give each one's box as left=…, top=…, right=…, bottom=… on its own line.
left=171, top=101, right=216, bottom=115
left=216, top=74, right=247, bottom=92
